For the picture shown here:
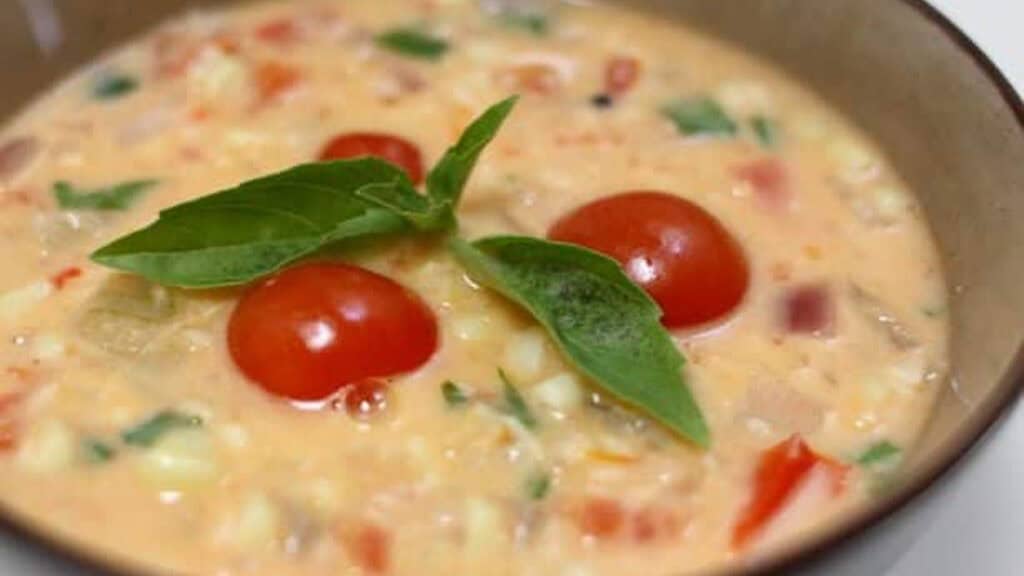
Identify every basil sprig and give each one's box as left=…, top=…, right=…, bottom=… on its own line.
left=451, top=236, right=709, bottom=447
left=92, top=98, right=516, bottom=288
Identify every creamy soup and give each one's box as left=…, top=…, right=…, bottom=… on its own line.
left=0, top=1, right=949, bottom=575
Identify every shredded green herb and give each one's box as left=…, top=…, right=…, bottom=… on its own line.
left=751, top=116, right=778, bottom=148
left=92, top=73, right=139, bottom=100
left=662, top=97, right=737, bottom=137
left=375, top=28, right=449, bottom=60
left=82, top=438, right=116, bottom=463
left=53, top=179, right=158, bottom=211
left=121, top=410, right=202, bottom=448
left=525, top=471, right=552, bottom=500
left=442, top=380, right=470, bottom=407
left=498, top=369, right=538, bottom=430
left=498, top=12, right=549, bottom=36
left=857, top=441, right=902, bottom=469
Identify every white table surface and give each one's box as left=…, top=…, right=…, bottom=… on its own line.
left=887, top=1, right=1024, bottom=575
left=1, top=1, right=1022, bottom=576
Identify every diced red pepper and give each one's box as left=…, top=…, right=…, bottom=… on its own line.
left=604, top=56, right=641, bottom=96
left=255, top=18, right=301, bottom=45
left=346, top=523, right=391, bottom=574
left=497, top=63, right=561, bottom=95
left=50, top=266, right=82, bottom=290
left=732, top=436, right=847, bottom=549
left=735, top=159, right=789, bottom=209
left=254, top=61, right=303, bottom=104
left=782, top=283, right=835, bottom=336
left=579, top=497, right=626, bottom=539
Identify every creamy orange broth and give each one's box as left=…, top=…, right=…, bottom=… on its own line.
left=0, top=1, right=948, bottom=575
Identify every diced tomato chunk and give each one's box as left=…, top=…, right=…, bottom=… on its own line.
left=735, top=159, right=789, bottom=209
left=604, top=56, right=641, bottom=96
left=254, top=61, right=303, bottom=103
left=347, top=523, right=391, bottom=574
left=50, top=266, right=82, bottom=290
left=732, top=436, right=847, bottom=549
left=782, top=283, right=835, bottom=335
left=579, top=497, right=626, bottom=539
left=255, top=18, right=301, bottom=45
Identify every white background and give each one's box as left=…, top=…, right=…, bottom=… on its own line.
left=887, top=1, right=1024, bottom=575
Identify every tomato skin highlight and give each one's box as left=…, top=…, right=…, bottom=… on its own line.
left=319, top=133, right=425, bottom=185
left=227, top=262, right=438, bottom=402
left=549, top=191, right=749, bottom=329
left=732, top=436, right=847, bottom=549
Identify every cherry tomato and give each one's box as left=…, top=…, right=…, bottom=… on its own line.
left=549, top=191, right=749, bottom=328
left=228, top=262, right=438, bottom=402
left=732, top=436, right=847, bottom=549
left=319, top=133, right=425, bottom=185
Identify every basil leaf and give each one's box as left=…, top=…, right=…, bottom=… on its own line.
left=376, top=28, right=449, bottom=60
left=662, top=97, right=737, bottom=137
left=442, top=380, right=470, bottom=407
left=451, top=236, right=709, bottom=447
left=751, top=116, right=778, bottom=148
left=121, top=410, right=202, bottom=448
left=82, top=438, right=116, bottom=463
left=426, top=96, right=518, bottom=217
left=499, top=12, right=549, bottom=36
left=525, top=471, right=551, bottom=500
left=92, top=73, right=139, bottom=100
left=499, top=369, right=538, bottom=430
left=54, top=179, right=157, bottom=211
left=857, top=441, right=901, bottom=469
left=92, top=160, right=414, bottom=287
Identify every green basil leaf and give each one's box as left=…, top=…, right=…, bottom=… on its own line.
left=92, top=73, right=139, bottom=100
left=426, top=96, right=518, bottom=216
left=375, top=28, right=449, bottom=60
left=498, top=11, right=549, bottom=36
left=92, top=159, right=415, bottom=287
left=54, top=179, right=158, bottom=211
left=857, top=441, right=901, bottom=469
left=662, top=97, right=737, bottom=137
left=442, top=380, right=470, bottom=407
left=751, top=116, right=778, bottom=148
left=121, top=410, right=202, bottom=448
left=525, top=471, right=551, bottom=500
left=451, top=236, right=709, bottom=447
left=82, top=438, right=116, bottom=463
left=499, top=369, right=538, bottom=430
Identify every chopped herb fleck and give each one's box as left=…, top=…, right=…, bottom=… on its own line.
left=751, top=116, right=778, bottom=148
left=525, top=471, right=551, bottom=500
left=121, top=410, right=202, bottom=448
left=375, top=28, right=449, bottom=60
left=590, top=93, right=614, bottom=109
left=82, top=438, right=116, bottom=463
left=498, top=12, right=549, bottom=36
left=498, top=369, right=538, bottom=430
left=442, top=380, right=470, bottom=407
left=662, top=97, right=738, bottom=137
left=53, top=179, right=158, bottom=211
left=921, top=306, right=945, bottom=319
left=92, top=73, right=139, bottom=100
left=857, top=441, right=901, bottom=469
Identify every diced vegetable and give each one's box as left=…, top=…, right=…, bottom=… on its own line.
left=122, top=410, right=202, bottom=447
left=255, top=18, right=301, bottom=45
left=734, top=159, right=789, bottom=208
left=503, top=329, right=547, bottom=380
left=92, top=73, right=139, bottom=100
left=579, top=497, right=625, bottom=538
left=497, top=11, right=549, bottom=36
left=0, top=137, right=40, bottom=182
left=233, top=492, right=282, bottom=552
left=525, top=471, right=551, bottom=500
left=253, top=60, right=303, bottom=103
left=0, top=281, right=53, bottom=323
left=532, top=372, right=583, bottom=413
left=82, top=438, right=116, bottom=464
left=499, top=369, right=538, bottom=430
left=732, top=436, right=847, bottom=549
left=442, top=381, right=470, bottom=407
left=604, top=56, right=641, bottom=96
left=739, top=382, right=825, bottom=436
left=50, top=266, right=83, bottom=290
left=137, top=428, right=218, bottom=489
left=52, top=180, right=158, bottom=211
left=15, top=420, right=76, bottom=473
left=76, top=275, right=177, bottom=355
left=750, top=116, right=778, bottom=148
left=857, top=441, right=901, bottom=470
left=781, top=283, right=834, bottom=336
left=497, top=63, right=562, bottom=95
left=375, top=28, right=449, bottom=60
left=849, top=284, right=918, bottom=350
left=662, top=97, right=737, bottom=137
left=344, top=523, right=391, bottom=574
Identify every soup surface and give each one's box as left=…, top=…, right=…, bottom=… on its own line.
left=0, top=1, right=949, bottom=575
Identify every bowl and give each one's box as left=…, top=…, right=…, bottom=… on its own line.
left=0, top=1, right=1021, bottom=575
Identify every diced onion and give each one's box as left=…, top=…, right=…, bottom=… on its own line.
left=137, top=429, right=218, bottom=489
left=532, top=372, right=583, bottom=413
left=464, top=498, right=506, bottom=556
left=233, top=492, right=281, bottom=552
left=0, top=281, right=52, bottom=322
left=16, top=419, right=75, bottom=473
left=503, top=329, right=547, bottom=380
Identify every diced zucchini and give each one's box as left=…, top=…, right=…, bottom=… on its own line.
left=137, top=428, right=218, bottom=489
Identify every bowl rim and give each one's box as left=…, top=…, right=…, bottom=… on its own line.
left=0, top=1, right=1022, bottom=575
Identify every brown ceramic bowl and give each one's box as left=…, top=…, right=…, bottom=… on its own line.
left=0, top=1, right=1021, bottom=575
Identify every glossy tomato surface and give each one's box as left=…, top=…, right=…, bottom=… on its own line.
left=228, top=262, right=437, bottom=401
left=318, top=132, right=425, bottom=185
left=549, top=191, right=749, bottom=328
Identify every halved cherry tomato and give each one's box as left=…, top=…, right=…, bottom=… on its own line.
left=732, top=436, right=847, bottom=549
left=227, top=262, right=437, bottom=402
left=319, top=133, right=425, bottom=185
left=549, top=191, right=749, bottom=329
